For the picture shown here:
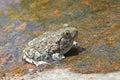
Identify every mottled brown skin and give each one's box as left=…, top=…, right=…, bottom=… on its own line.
left=23, top=27, right=78, bottom=66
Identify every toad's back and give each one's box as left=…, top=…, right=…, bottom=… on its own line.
left=27, top=27, right=78, bottom=54
left=23, top=27, right=78, bottom=66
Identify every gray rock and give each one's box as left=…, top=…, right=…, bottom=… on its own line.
left=12, top=69, right=120, bottom=80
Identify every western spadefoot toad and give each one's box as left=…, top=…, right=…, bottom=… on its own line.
left=23, top=27, right=78, bottom=66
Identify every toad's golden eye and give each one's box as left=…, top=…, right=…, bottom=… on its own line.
left=62, top=30, right=71, bottom=39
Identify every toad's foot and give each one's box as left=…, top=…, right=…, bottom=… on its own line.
left=73, top=41, right=86, bottom=52
left=73, top=41, right=80, bottom=48
left=23, top=55, right=50, bottom=66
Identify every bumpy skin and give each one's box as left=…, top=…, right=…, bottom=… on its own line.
left=23, top=27, right=78, bottom=66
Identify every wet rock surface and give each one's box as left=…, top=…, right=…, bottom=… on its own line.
left=0, top=0, right=120, bottom=79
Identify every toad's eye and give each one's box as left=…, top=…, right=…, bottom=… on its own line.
left=62, top=30, right=71, bottom=39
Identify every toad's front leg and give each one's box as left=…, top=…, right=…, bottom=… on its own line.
left=73, top=41, right=80, bottom=48
left=72, top=41, right=86, bottom=52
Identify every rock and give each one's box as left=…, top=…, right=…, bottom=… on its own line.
left=11, top=69, right=120, bottom=80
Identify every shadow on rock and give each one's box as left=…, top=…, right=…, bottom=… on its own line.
left=65, top=47, right=86, bottom=57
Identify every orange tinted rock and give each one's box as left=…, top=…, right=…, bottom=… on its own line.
left=26, top=64, right=36, bottom=69
left=81, top=0, right=93, bottom=5
left=15, top=22, right=27, bottom=31
left=43, top=0, right=49, bottom=3
left=49, top=9, right=62, bottom=16
left=0, top=56, right=9, bottom=65
left=112, top=63, right=120, bottom=71
left=10, top=67, right=26, bottom=76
